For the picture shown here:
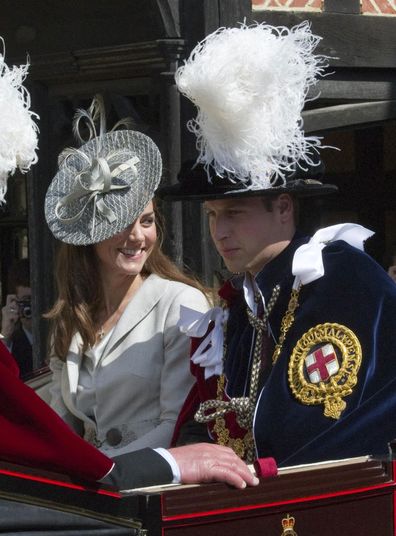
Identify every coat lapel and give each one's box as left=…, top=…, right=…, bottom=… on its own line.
left=65, top=332, right=83, bottom=397
left=104, top=274, right=168, bottom=357
left=63, top=332, right=96, bottom=425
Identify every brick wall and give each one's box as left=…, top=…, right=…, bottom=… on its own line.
left=252, top=0, right=320, bottom=10
left=362, top=0, right=396, bottom=14
left=252, top=0, right=396, bottom=15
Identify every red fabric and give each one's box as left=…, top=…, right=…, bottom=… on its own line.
left=200, top=366, right=254, bottom=447
left=171, top=382, right=200, bottom=445
left=218, top=279, right=240, bottom=304
left=0, top=342, right=113, bottom=482
left=172, top=280, right=248, bottom=449
left=172, top=334, right=250, bottom=448
left=0, top=341, right=20, bottom=376
left=253, top=457, right=278, bottom=478
left=171, top=332, right=219, bottom=446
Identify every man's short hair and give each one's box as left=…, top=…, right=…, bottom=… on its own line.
left=261, top=194, right=300, bottom=225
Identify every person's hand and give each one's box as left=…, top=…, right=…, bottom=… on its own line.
left=169, top=443, right=259, bottom=489
left=1, top=294, right=19, bottom=340
left=388, top=265, right=396, bottom=284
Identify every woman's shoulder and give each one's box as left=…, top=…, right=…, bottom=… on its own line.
left=148, top=273, right=199, bottom=292
left=149, top=274, right=210, bottom=307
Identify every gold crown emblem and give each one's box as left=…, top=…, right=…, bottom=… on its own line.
left=282, top=514, right=295, bottom=531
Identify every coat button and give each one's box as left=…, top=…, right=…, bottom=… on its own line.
left=106, top=428, right=122, bottom=446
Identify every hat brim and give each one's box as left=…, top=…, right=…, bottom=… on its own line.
left=156, top=160, right=338, bottom=201
left=157, top=178, right=338, bottom=201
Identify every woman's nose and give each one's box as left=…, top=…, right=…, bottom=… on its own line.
left=127, top=223, right=144, bottom=241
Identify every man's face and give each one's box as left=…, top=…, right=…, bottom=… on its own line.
left=204, top=196, right=294, bottom=275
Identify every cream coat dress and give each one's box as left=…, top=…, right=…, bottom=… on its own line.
left=47, top=274, right=209, bottom=458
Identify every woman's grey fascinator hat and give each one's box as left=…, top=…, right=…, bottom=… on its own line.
left=45, top=95, right=162, bottom=246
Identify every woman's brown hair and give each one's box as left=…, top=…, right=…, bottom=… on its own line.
left=46, top=201, right=210, bottom=361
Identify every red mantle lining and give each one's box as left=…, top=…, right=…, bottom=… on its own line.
left=0, top=468, right=121, bottom=498
left=393, top=461, right=396, bottom=535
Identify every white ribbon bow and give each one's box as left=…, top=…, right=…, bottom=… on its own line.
left=178, top=305, right=228, bottom=379
left=292, top=223, right=374, bottom=288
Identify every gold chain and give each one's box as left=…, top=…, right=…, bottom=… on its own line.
left=213, top=375, right=254, bottom=460
left=271, top=285, right=301, bottom=365
left=196, top=285, right=280, bottom=462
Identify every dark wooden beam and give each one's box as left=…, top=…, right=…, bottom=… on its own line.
left=180, top=0, right=252, bottom=50
left=303, top=100, right=396, bottom=133
left=28, top=82, right=57, bottom=368
left=158, top=68, right=183, bottom=266
left=203, top=0, right=221, bottom=35
left=253, top=11, right=396, bottom=69
left=219, top=0, right=252, bottom=26
left=315, top=77, right=396, bottom=102
left=156, top=0, right=181, bottom=37
left=29, top=40, right=186, bottom=84
left=0, top=0, right=172, bottom=58
left=323, top=0, right=360, bottom=14
left=354, top=126, right=385, bottom=263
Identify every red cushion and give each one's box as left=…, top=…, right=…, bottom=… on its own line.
left=0, top=342, right=112, bottom=482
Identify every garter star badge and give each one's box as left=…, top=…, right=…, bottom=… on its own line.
left=288, top=323, right=362, bottom=419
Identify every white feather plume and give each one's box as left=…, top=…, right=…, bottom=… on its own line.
left=176, top=21, right=327, bottom=189
left=0, top=38, right=39, bottom=202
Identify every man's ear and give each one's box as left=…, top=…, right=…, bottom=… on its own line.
left=276, top=194, right=294, bottom=223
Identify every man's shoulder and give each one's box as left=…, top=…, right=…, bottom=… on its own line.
left=318, top=240, right=396, bottom=298
left=322, top=239, right=384, bottom=276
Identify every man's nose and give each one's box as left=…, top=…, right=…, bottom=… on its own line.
left=211, top=216, right=229, bottom=241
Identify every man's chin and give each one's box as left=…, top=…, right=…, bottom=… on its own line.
left=223, top=261, right=244, bottom=275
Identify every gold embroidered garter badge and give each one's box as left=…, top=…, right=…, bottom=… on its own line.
left=288, top=323, right=362, bottom=419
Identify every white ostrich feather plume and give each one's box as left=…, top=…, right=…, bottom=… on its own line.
left=0, top=38, right=39, bottom=202
left=175, top=21, right=327, bottom=189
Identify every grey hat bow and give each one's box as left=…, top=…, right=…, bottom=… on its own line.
left=55, top=153, right=139, bottom=237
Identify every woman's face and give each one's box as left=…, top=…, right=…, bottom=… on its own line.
left=94, top=201, right=157, bottom=278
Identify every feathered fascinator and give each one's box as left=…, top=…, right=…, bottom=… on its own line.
left=174, top=21, right=329, bottom=194
left=0, top=38, right=39, bottom=202
left=45, top=95, right=162, bottom=245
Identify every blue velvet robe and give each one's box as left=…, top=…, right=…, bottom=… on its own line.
left=224, top=236, right=396, bottom=466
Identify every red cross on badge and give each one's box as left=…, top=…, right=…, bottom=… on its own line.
left=305, top=343, right=339, bottom=383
